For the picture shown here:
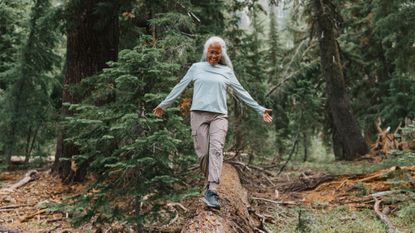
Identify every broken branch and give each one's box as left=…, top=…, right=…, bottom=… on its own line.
left=251, top=197, right=297, bottom=205
left=3, top=170, right=38, bottom=192
left=373, top=198, right=396, bottom=233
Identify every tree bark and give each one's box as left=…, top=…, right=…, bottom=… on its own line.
left=52, top=0, right=119, bottom=182
left=181, top=163, right=258, bottom=233
left=313, top=0, right=369, bottom=160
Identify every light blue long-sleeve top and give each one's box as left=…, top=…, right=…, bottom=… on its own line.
left=159, top=62, right=266, bottom=116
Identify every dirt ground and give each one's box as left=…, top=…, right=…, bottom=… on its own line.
left=1, top=163, right=414, bottom=232
left=0, top=168, right=87, bottom=232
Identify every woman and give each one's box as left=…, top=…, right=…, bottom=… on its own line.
left=153, top=36, right=272, bottom=209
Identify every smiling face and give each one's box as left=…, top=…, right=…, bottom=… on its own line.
left=207, top=42, right=222, bottom=65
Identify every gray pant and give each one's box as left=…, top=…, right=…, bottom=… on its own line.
left=190, top=111, right=228, bottom=184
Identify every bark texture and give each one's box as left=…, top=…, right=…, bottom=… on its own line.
left=181, top=163, right=257, bottom=233
left=313, top=0, right=369, bottom=160
left=52, top=0, right=119, bottom=182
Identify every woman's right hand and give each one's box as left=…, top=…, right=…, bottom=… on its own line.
left=153, top=105, right=165, bottom=118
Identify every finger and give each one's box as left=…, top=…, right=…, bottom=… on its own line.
left=263, top=115, right=271, bottom=123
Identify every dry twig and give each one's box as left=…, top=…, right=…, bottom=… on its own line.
left=19, top=209, right=47, bottom=223
left=0, top=204, right=33, bottom=210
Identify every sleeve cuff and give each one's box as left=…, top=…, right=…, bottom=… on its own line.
left=158, top=102, right=169, bottom=110
left=257, top=106, right=266, bottom=116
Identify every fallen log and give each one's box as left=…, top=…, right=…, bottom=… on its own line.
left=181, top=163, right=259, bottom=233
left=2, top=170, right=38, bottom=192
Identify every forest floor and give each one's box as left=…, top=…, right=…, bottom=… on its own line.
left=1, top=154, right=415, bottom=233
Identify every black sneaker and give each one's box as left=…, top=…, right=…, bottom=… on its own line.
left=203, top=189, right=221, bottom=209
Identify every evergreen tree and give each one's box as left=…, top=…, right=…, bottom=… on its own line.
left=312, top=0, right=369, bottom=160
left=59, top=0, right=200, bottom=227
left=224, top=0, right=272, bottom=161
left=63, top=40, right=195, bottom=228
left=371, top=0, right=415, bottom=124
left=266, top=2, right=287, bottom=159
left=191, top=0, right=225, bottom=35
left=267, top=1, right=324, bottom=162
left=0, top=0, right=29, bottom=90
left=338, top=0, right=415, bottom=138
left=0, top=0, right=62, bottom=165
left=266, top=3, right=283, bottom=81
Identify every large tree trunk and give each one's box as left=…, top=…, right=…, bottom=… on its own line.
left=51, top=0, right=119, bottom=182
left=313, top=0, right=369, bottom=160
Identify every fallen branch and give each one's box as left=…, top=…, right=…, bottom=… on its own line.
left=252, top=211, right=273, bottom=233
left=43, top=224, right=61, bottom=232
left=227, top=160, right=252, bottom=172
left=19, top=209, right=47, bottom=223
left=46, top=217, right=65, bottom=223
left=280, top=173, right=336, bottom=192
left=373, top=198, right=396, bottom=233
left=166, top=202, right=188, bottom=212
left=228, top=161, right=274, bottom=176
left=3, top=170, right=38, bottom=192
left=358, top=166, right=400, bottom=183
left=371, top=190, right=402, bottom=198
left=251, top=197, right=297, bottom=205
left=0, top=204, right=33, bottom=210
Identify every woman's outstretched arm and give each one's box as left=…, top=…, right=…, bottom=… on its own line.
left=229, top=72, right=272, bottom=123
left=153, top=64, right=195, bottom=118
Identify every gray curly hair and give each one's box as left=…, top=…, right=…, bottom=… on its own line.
left=201, top=36, right=233, bottom=70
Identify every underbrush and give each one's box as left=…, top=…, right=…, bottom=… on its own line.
left=286, top=151, right=415, bottom=176
left=268, top=204, right=415, bottom=233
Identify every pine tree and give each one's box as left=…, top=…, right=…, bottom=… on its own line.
left=191, top=0, right=225, bottom=35
left=338, top=0, right=415, bottom=138
left=266, top=2, right=288, bottom=158
left=0, top=0, right=61, bottom=166
left=224, top=0, right=272, bottom=160
left=64, top=39, right=196, bottom=228
left=266, top=3, right=283, bottom=81
left=313, top=0, right=369, bottom=160
left=61, top=0, right=198, bottom=227
left=0, top=0, right=29, bottom=90
left=371, top=0, right=415, bottom=125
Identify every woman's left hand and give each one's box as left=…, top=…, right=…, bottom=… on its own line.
left=263, top=109, right=273, bottom=123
